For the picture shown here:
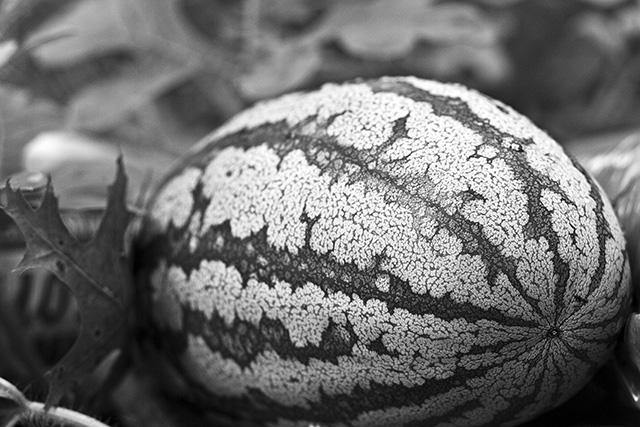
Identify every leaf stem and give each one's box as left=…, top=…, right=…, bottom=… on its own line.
left=6, top=401, right=112, bottom=427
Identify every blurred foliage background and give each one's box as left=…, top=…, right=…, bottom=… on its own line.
left=1, top=0, right=640, bottom=426
left=1, top=0, right=640, bottom=206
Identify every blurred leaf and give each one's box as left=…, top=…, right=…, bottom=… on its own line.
left=537, top=56, right=640, bottom=137
left=424, top=43, right=512, bottom=87
left=475, top=0, right=524, bottom=5
left=575, top=11, right=627, bottom=53
left=113, top=0, right=218, bottom=61
left=262, top=0, right=324, bottom=26
left=0, top=46, right=44, bottom=93
left=566, top=130, right=640, bottom=200
left=580, top=0, right=628, bottom=7
left=66, top=46, right=199, bottom=132
left=48, top=0, right=223, bottom=135
left=239, top=38, right=321, bottom=100
left=5, top=0, right=221, bottom=141
left=530, top=14, right=619, bottom=107
left=26, top=0, right=135, bottom=67
left=1, top=159, right=133, bottom=405
left=622, top=314, right=640, bottom=396
left=0, top=39, right=18, bottom=67
left=115, top=0, right=241, bottom=116
left=0, top=0, right=75, bottom=42
left=329, top=0, right=419, bottom=60
left=22, top=131, right=177, bottom=210
left=0, top=0, right=79, bottom=97
left=617, top=4, right=640, bottom=38
left=477, top=0, right=627, bottom=8
left=236, top=0, right=511, bottom=99
left=322, top=0, right=502, bottom=60
left=565, top=130, right=640, bottom=297
left=0, top=85, right=64, bottom=180
left=613, top=175, right=640, bottom=295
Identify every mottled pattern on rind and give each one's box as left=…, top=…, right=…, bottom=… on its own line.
left=140, top=77, right=631, bottom=427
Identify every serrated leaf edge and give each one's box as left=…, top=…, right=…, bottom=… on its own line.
left=4, top=176, right=125, bottom=311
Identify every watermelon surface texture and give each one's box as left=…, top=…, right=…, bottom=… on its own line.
left=136, top=76, right=632, bottom=427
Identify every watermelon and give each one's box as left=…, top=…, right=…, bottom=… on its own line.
left=135, top=77, right=632, bottom=427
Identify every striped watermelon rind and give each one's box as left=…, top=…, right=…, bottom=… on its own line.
left=137, top=77, right=632, bottom=427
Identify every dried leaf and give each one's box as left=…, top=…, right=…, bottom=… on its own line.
left=1, top=158, right=133, bottom=404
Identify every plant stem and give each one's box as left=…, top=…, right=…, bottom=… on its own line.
left=5, top=401, right=112, bottom=427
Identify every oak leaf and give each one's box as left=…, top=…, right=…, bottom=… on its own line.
left=1, top=157, right=133, bottom=405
